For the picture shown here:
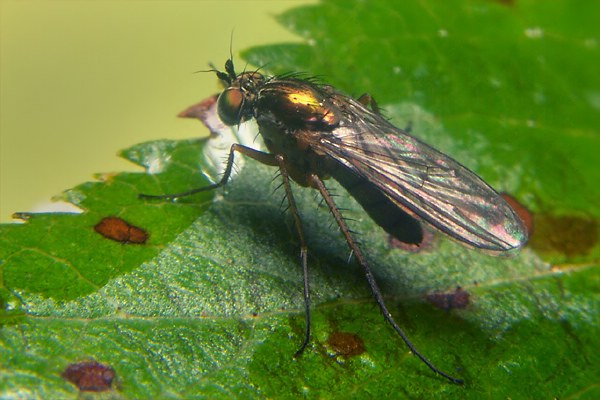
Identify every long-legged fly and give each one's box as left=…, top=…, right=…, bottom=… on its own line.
left=141, top=59, right=528, bottom=384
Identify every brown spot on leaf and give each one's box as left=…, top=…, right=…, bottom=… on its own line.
left=426, top=287, right=471, bottom=311
left=388, top=227, right=436, bottom=253
left=62, top=361, right=115, bottom=392
left=94, top=216, right=148, bottom=244
left=327, top=331, right=366, bottom=357
left=528, top=214, right=598, bottom=258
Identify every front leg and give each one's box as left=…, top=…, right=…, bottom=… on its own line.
left=139, top=144, right=278, bottom=200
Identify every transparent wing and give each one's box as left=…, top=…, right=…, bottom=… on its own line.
left=316, top=95, right=528, bottom=252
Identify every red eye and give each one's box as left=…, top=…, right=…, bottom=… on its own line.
left=217, top=88, right=244, bottom=126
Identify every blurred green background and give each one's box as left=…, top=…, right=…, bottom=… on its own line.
left=0, top=0, right=313, bottom=222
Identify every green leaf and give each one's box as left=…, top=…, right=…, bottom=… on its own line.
left=1, top=1, right=599, bottom=399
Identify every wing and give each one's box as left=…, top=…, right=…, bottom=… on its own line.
left=316, top=94, right=528, bottom=253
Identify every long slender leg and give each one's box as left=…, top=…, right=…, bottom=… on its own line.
left=273, top=155, right=312, bottom=357
left=307, top=173, right=464, bottom=385
left=139, top=143, right=278, bottom=200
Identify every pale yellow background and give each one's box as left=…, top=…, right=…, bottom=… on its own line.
left=1, top=0, right=313, bottom=222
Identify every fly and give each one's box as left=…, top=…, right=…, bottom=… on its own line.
left=141, top=59, right=529, bottom=384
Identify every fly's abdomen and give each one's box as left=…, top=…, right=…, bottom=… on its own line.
left=331, top=163, right=424, bottom=245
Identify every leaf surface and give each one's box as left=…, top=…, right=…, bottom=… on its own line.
left=1, top=1, right=599, bottom=398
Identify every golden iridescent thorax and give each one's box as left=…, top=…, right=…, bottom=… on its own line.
left=257, top=80, right=341, bottom=129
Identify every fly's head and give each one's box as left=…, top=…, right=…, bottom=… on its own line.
left=215, top=59, right=265, bottom=126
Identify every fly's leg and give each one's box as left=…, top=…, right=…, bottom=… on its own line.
left=139, top=143, right=278, bottom=200
left=273, top=155, right=312, bottom=357
left=307, top=173, right=464, bottom=385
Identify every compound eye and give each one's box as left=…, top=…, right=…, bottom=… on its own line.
left=217, top=88, right=244, bottom=126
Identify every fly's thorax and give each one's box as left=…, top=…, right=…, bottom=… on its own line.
left=256, top=79, right=342, bottom=131
left=217, top=71, right=265, bottom=126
